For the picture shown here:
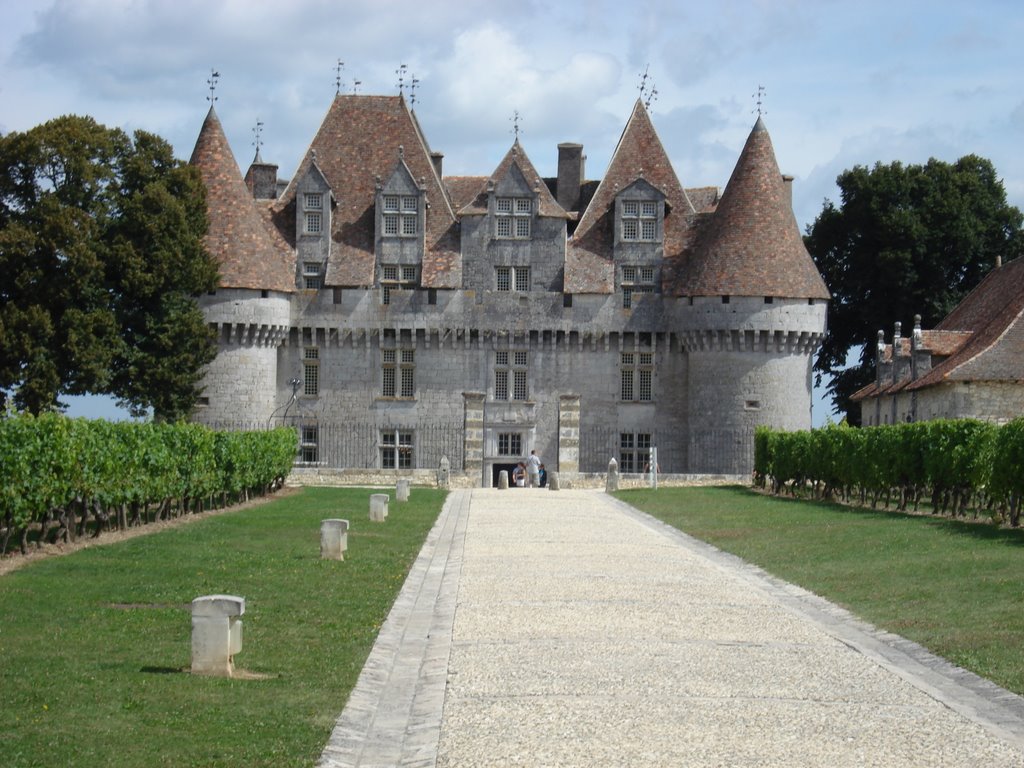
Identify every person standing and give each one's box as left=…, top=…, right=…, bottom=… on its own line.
left=527, top=449, right=541, bottom=488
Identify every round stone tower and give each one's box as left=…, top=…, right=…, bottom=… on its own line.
left=189, top=107, right=295, bottom=426
left=677, top=117, right=829, bottom=474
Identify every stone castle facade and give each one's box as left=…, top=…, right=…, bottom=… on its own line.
left=189, top=94, right=829, bottom=485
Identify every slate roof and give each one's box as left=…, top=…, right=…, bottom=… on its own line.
left=455, top=140, right=568, bottom=219
left=275, top=95, right=460, bottom=289
left=679, top=118, right=829, bottom=300
left=566, top=99, right=695, bottom=294
left=189, top=106, right=295, bottom=293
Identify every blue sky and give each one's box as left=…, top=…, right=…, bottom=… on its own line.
left=3, top=0, right=1022, bottom=424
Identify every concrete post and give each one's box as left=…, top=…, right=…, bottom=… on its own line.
left=191, top=594, right=245, bottom=677
left=649, top=446, right=658, bottom=490
left=369, top=493, right=389, bottom=522
left=497, top=470, right=509, bottom=489
left=437, top=455, right=450, bottom=489
left=548, top=471, right=560, bottom=491
left=396, top=479, right=410, bottom=502
left=606, top=457, right=619, bottom=493
left=320, top=519, right=349, bottom=560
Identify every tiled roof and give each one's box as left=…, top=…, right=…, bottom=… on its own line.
left=679, top=118, right=829, bottom=300
left=189, top=107, right=295, bottom=293
left=908, top=256, right=1024, bottom=389
left=566, top=99, right=695, bottom=294
left=275, top=95, right=460, bottom=289
left=455, top=141, right=568, bottom=219
left=445, top=176, right=486, bottom=212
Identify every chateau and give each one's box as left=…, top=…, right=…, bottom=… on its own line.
left=188, top=93, right=829, bottom=485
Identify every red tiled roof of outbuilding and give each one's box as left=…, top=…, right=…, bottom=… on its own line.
left=909, top=256, right=1024, bottom=389
left=189, top=106, right=295, bottom=293
left=679, top=117, right=829, bottom=300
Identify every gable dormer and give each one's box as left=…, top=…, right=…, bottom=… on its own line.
left=375, top=155, right=425, bottom=259
left=489, top=161, right=537, bottom=241
left=614, top=178, right=667, bottom=248
left=295, top=159, right=333, bottom=289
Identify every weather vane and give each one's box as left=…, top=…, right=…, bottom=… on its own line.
left=396, top=63, right=408, bottom=95
left=207, top=68, right=220, bottom=103
left=252, top=119, right=264, bottom=153
left=638, top=64, right=657, bottom=109
left=752, top=85, right=767, bottom=117
left=335, top=59, right=344, bottom=95
left=409, top=74, right=420, bottom=106
left=510, top=110, right=522, bottom=140
left=352, top=78, right=361, bottom=95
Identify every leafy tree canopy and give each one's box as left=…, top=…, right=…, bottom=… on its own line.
left=805, top=155, right=1024, bottom=424
left=0, top=115, right=219, bottom=420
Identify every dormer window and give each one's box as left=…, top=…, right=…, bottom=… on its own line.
left=383, top=194, right=418, bottom=237
left=621, top=265, right=656, bottom=308
left=305, top=211, right=322, bottom=234
left=621, top=200, right=658, bottom=241
left=495, top=197, right=532, bottom=239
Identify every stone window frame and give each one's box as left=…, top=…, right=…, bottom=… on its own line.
left=497, top=432, right=523, bottom=457
left=299, top=423, right=319, bottom=463
left=496, top=266, right=530, bottom=292
left=381, top=428, right=414, bottom=469
left=620, top=351, right=654, bottom=402
left=382, top=194, right=419, bottom=238
left=494, top=349, right=529, bottom=402
left=381, top=346, right=415, bottom=399
left=619, top=432, right=651, bottom=473
left=303, top=261, right=323, bottom=290
left=380, top=263, right=418, bottom=305
left=621, top=265, right=656, bottom=309
left=494, top=196, right=533, bottom=239
left=303, top=347, right=320, bottom=397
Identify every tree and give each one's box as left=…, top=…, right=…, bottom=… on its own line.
left=805, top=155, right=1024, bottom=424
left=0, top=115, right=219, bottom=420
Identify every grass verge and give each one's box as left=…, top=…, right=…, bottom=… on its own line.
left=0, top=487, right=447, bottom=768
left=617, top=485, right=1024, bottom=695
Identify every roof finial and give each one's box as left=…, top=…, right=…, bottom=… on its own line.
left=206, top=68, right=220, bottom=103
left=252, top=118, right=264, bottom=160
left=335, top=59, right=344, bottom=95
left=510, top=110, right=522, bottom=140
left=752, top=84, right=767, bottom=117
left=638, top=65, right=657, bottom=108
left=398, top=145, right=405, bottom=159
left=410, top=74, right=420, bottom=107
left=352, top=78, right=361, bottom=95
left=396, top=63, right=408, bottom=95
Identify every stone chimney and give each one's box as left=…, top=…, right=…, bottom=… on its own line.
left=430, top=151, right=444, bottom=180
left=556, top=142, right=584, bottom=212
left=245, top=154, right=279, bottom=200
left=782, top=174, right=794, bottom=208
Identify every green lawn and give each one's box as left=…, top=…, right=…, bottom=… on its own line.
left=0, top=487, right=447, bottom=768
left=618, top=485, right=1024, bottom=695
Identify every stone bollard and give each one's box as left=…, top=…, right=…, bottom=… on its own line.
left=396, top=478, right=410, bottom=502
left=191, top=595, right=245, bottom=677
left=320, top=519, right=349, bottom=560
left=606, top=457, right=619, bottom=493
left=497, top=470, right=509, bottom=489
left=437, top=455, right=451, bottom=489
left=548, top=471, right=560, bottom=491
left=369, top=493, right=389, bottom=522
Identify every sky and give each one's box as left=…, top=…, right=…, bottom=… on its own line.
left=3, top=0, right=1023, bottom=425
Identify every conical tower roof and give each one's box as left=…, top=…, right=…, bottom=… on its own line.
left=189, top=106, right=294, bottom=293
left=680, top=117, right=829, bottom=299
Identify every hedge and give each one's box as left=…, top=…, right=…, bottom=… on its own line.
left=754, top=418, right=1023, bottom=524
left=0, top=414, right=297, bottom=554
